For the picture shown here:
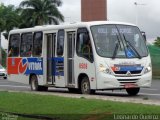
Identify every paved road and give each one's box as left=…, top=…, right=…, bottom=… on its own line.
left=0, top=78, right=160, bottom=101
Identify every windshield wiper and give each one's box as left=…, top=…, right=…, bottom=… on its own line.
left=123, top=34, right=141, bottom=59
left=112, top=42, right=119, bottom=59
left=112, top=34, right=121, bottom=59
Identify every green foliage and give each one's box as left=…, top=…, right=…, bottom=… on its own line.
left=0, top=4, right=21, bottom=40
left=2, top=48, right=7, bottom=67
left=0, top=0, right=64, bottom=32
left=0, top=4, right=20, bottom=32
left=0, top=4, right=6, bottom=31
left=148, top=45, right=160, bottom=78
left=19, top=0, right=64, bottom=27
left=154, top=37, right=160, bottom=47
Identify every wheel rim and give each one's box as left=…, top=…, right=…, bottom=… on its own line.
left=31, top=77, right=36, bottom=90
left=82, top=81, right=89, bottom=93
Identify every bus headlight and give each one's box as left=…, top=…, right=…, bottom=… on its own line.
left=99, top=64, right=112, bottom=75
left=144, top=63, right=152, bottom=74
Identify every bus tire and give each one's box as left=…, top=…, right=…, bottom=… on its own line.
left=126, top=88, right=140, bottom=96
left=3, top=77, right=7, bottom=79
left=30, top=75, right=48, bottom=91
left=30, top=75, right=39, bottom=91
left=81, top=77, right=95, bottom=94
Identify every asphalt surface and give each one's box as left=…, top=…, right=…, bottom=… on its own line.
left=0, top=78, right=160, bottom=101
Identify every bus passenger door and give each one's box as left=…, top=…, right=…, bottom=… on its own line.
left=67, top=32, right=75, bottom=85
left=46, top=33, right=56, bottom=85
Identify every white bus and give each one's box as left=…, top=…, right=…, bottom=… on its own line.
left=7, top=21, right=152, bottom=95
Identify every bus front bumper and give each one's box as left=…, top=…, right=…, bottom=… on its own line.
left=96, top=72, right=152, bottom=90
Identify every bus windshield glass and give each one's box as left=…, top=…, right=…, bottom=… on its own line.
left=91, top=24, right=148, bottom=58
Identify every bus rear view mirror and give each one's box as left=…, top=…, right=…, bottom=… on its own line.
left=141, top=31, right=146, bottom=42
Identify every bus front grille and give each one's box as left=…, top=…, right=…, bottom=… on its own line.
left=114, top=70, right=142, bottom=75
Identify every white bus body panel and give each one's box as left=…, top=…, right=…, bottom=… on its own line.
left=8, top=74, right=44, bottom=85
left=8, top=74, right=29, bottom=85
left=74, top=55, right=97, bottom=89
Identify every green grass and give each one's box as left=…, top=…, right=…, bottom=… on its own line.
left=0, top=91, right=160, bottom=120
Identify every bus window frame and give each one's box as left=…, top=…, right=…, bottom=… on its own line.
left=56, top=29, right=65, bottom=57
left=33, top=31, right=43, bottom=57
left=8, top=33, right=21, bottom=57
left=20, top=32, right=33, bottom=57
left=76, top=27, right=94, bottom=63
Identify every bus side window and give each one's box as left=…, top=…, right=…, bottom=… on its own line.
left=8, top=34, right=20, bottom=57
left=33, top=32, right=43, bottom=57
left=77, top=28, right=93, bottom=62
left=57, top=29, right=64, bottom=56
left=20, top=33, right=33, bottom=57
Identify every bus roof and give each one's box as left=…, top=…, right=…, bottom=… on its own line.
left=9, top=21, right=136, bottom=34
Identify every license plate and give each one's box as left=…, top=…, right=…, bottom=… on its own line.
left=124, top=83, right=137, bottom=88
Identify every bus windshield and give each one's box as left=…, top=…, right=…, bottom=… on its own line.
left=91, top=24, right=148, bottom=58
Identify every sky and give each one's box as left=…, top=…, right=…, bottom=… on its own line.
left=1, top=0, right=160, bottom=48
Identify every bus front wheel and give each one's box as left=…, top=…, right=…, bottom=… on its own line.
left=81, top=77, right=95, bottom=94
left=126, top=88, right=140, bottom=96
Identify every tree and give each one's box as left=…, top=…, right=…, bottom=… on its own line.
left=19, top=0, right=64, bottom=27
left=0, top=4, right=20, bottom=32
left=0, top=4, right=5, bottom=65
left=154, top=37, right=160, bottom=47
